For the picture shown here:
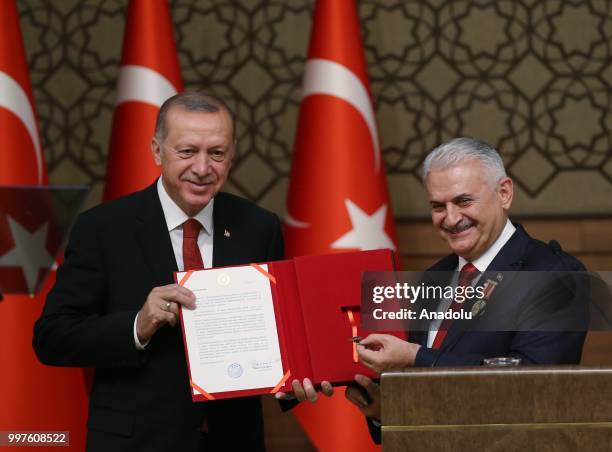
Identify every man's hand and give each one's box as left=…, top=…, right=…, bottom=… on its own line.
left=136, top=284, right=196, bottom=342
left=345, top=374, right=381, bottom=421
left=275, top=378, right=334, bottom=403
left=357, top=334, right=421, bottom=374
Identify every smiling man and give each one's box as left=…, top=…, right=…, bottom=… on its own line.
left=426, top=155, right=512, bottom=263
left=342, top=137, right=587, bottom=441
left=33, top=92, right=284, bottom=452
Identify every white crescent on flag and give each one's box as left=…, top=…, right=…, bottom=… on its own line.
left=0, top=71, right=44, bottom=183
left=284, top=211, right=310, bottom=228
left=286, top=58, right=383, bottom=230
left=115, top=64, right=178, bottom=107
left=302, top=58, right=381, bottom=172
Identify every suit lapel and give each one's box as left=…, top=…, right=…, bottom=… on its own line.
left=212, top=193, right=241, bottom=268
left=133, top=190, right=245, bottom=279
left=487, top=224, right=530, bottom=272
left=439, top=224, right=530, bottom=350
left=134, top=183, right=178, bottom=285
left=470, top=224, right=530, bottom=314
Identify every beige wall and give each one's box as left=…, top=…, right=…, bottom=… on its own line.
left=398, top=218, right=612, bottom=272
left=17, top=0, right=612, bottom=217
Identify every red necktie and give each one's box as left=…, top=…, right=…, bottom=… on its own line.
left=183, top=219, right=209, bottom=432
left=182, top=218, right=204, bottom=271
left=431, top=262, right=479, bottom=349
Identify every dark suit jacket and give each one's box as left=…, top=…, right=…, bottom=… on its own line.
left=411, top=223, right=587, bottom=367
left=33, top=182, right=284, bottom=452
left=368, top=223, right=587, bottom=444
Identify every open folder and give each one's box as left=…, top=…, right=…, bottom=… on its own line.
left=177, top=249, right=404, bottom=402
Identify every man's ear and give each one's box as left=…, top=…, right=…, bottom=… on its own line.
left=498, top=177, right=514, bottom=210
left=151, top=138, right=162, bottom=166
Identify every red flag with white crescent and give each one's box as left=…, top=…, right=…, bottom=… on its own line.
left=104, top=0, right=183, bottom=201
left=285, top=0, right=398, bottom=450
left=0, top=1, right=88, bottom=449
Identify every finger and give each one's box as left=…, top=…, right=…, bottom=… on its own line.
left=345, top=386, right=368, bottom=408
left=167, top=312, right=178, bottom=327
left=354, top=374, right=378, bottom=398
left=156, top=284, right=197, bottom=309
left=146, top=310, right=173, bottom=331
left=320, top=381, right=334, bottom=397
left=164, top=301, right=186, bottom=320
left=291, top=379, right=307, bottom=402
left=160, top=300, right=175, bottom=313
left=156, top=301, right=178, bottom=328
left=359, top=334, right=385, bottom=346
left=302, top=378, right=318, bottom=403
left=354, top=374, right=373, bottom=387
left=156, top=283, right=195, bottom=298
left=357, top=358, right=379, bottom=374
left=160, top=311, right=176, bottom=327
left=274, top=391, right=296, bottom=401
left=357, top=346, right=378, bottom=367
left=360, top=334, right=391, bottom=351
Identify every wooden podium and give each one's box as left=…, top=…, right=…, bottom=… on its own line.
left=381, top=366, right=612, bottom=451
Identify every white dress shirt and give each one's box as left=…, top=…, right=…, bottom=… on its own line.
left=156, top=177, right=214, bottom=271
left=134, top=178, right=214, bottom=349
left=426, top=219, right=516, bottom=347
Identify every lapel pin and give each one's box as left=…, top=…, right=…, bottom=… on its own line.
left=471, top=278, right=499, bottom=318
left=224, top=229, right=231, bottom=238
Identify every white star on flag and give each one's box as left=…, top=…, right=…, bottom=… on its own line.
left=0, top=216, right=54, bottom=293
left=331, top=199, right=396, bottom=251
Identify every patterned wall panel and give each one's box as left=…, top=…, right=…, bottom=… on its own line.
left=17, top=0, right=612, bottom=218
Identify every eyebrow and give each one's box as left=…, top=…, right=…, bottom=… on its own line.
left=429, top=193, right=473, bottom=206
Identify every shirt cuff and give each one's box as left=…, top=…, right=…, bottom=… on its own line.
left=133, top=312, right=149, bottom=350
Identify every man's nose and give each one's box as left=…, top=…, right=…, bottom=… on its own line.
left=444, top=204, right=462, bottom=227
left=191, top=152, right=211, bottom=175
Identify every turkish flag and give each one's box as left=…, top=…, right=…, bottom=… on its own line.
left=103, top=0, right=183, bottom=201
left=0, top=2, right=88, bottom=450
left=0, top=189, right=64, bottom=294
left=284, top=0, right=398, bottom=450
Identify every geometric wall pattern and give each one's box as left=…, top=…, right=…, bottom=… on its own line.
left=18, top=0, right=612, bottom=217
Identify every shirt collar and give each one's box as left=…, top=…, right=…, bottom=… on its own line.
left=457, top=219, right=515, bottom=272
left=157, top=177, right=214, bottom=235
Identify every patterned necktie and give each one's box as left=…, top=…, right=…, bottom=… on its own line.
left=182, top=218, right=204, bottom=271
left=431, top=262, right=479, bottom=349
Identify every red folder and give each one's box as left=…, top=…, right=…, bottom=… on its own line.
left=178, top=249, right=405, bottom=402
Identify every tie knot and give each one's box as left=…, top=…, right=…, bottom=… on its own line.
left=458, top=262, right=479, bottom=287
left=183, top=219, right=202, bottom=239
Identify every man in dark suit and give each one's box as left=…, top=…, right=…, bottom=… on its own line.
left=341, top=137, right=587, bottom=441
left=33, top=92, right=283, bottom=451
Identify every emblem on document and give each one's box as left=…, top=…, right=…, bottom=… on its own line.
left=227, top=363, right=243, bottom=379
left=471, top=273, right=503, bottom=318
left=217, top=273, right=231, bottom=286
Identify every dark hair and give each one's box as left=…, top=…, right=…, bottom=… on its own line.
left=154, top=92, right=236, bottom=141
